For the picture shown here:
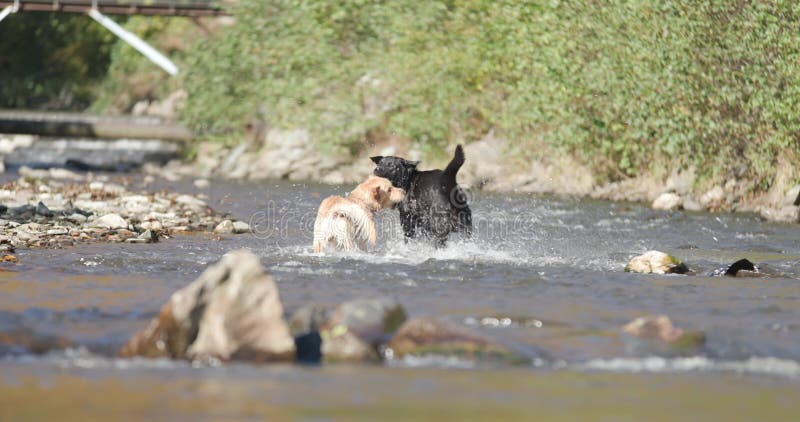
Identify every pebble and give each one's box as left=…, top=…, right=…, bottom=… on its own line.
left=89, top=213, right=129, bottom=230
left=194, top=179, right=210, bottom=189
left=214, top=220, right=235, bottom=234
left=1, top=173, right=246, bottom=250
left=46, top=227, right=69, bottom=236
left=232, top=221, right=251, bottom=234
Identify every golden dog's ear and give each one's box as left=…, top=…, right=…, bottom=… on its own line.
left=372, top=185, right=382, bottom=202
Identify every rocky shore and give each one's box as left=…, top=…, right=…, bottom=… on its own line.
left=3, top=131, right=799, bottom=224
left=141, top=132, right=800, bottom=225
left=0, top=167, right=250, bottom=253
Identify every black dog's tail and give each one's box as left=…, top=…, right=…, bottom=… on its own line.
left=443, top=145, right=465, bottom=180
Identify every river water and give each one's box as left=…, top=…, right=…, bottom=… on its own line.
left=1, top=178, right=798, bottom=419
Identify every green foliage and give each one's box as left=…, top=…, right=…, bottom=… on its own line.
left=182, top=0, right=800, bottom=186
left=90, top=16, right=202, bottom=114
left=0, top=13, right=117, bottom=109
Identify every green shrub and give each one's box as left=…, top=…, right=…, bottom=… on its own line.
left=176, top=1, right=800, bottom=187
left=0, top=13, right=116, bottom=109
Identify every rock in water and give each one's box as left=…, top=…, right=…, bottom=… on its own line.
left=325, top=298, right=407, bottom=346
left=624, top=250, right=689, bottom=274
left=621, top=315, right=705, bottom=356
left=119, top=250, right=295, bottom=363
left=386, top=317, right=517, bottom=362
left=289, top=298, right=407, bottom=363
left=710, top=258, right=760, bottom=277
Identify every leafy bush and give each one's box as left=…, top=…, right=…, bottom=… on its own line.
left=168, top=1, right=798, bottom=188
left=0, top=13, right=116, bottom=109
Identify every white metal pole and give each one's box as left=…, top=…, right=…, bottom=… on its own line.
left=87, top=8, right=179, bottom=76
left=0, top=0, right=19, bottom=23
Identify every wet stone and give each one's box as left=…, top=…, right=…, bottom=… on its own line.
left=386, top=317, right=518, bottom=363
left=119, top=250, right=295, bottom=363
left=89, top=213, right=129, bottom=230
left=232, top=221, right=251, bottom=234
left=625, top=250, right=689, bottom=275
left=214, top=219, right=235, bottom=234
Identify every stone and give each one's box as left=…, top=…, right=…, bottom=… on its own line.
left=665, top=166, right=696, bottom=196
left=325, top=298, right=407, bottom=346
left=652, top=193, right=682, bottom=211
left=89, top=213, right=129, bottom=230
left=175, top=194, right=207, bottom=210
left=126, top=230, right=157, bottom=244
left=682, top=196, right=704, bottom=212
left=232, top=221, right=251, bottom=234
left=783, top=185, right=800, bottom=207
left=621, top=315, right=705, bottom=356
left=386, top=317, right=514, bottom=361
left=289, top=304, right=330, bottom=336
left=760, top=205, right=799, bottom=223
left=214, top=219, right=235, bottom=234
left=65, top=213, right=88, bottom=224
left=140, top=220, right=163, bottom=231
left=461, top=138, right=504, bottom=189
left=46, top=227, right=69, bottom=236
left=710, top=258, right=760, bottom=277
left=321, top=329, right=379, bottom=363
left=119, top=250, right=295, bottom=362
left=700, top=186, right=725, bottom=209
left=624, top=250, right=689, bottom=274
left=193, top=179, right=210, bottom=189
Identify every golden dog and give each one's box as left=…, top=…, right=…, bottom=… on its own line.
left=313, top=176, right=405, bottom=252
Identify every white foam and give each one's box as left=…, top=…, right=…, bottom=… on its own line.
left=578, top=356, right=800, bottom=378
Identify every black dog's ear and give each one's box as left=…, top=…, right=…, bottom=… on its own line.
left=370, top=156, right=384, bottom=164
left=405, top=161, right=419, bottom=168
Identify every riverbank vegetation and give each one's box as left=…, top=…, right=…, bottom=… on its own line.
left=182, top=0, right=800, bottom=189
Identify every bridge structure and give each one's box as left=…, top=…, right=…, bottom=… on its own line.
left=0, top=0, right=229, bottom=75
left=0, top=1, right=227, bottom=166
left=0, top=0, right=226, bottom=16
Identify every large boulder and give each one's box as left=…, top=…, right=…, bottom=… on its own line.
left=119, top=250, right=295, bottom=363
left=624, top=250, right=689, bottom=274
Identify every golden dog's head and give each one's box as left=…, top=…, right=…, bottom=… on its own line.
left=351, top=175, right=405, bottom=211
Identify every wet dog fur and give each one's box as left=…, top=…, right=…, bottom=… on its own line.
left=371, top=145, right=472, bottom=246
left=313, top=175, right=405, bottom=253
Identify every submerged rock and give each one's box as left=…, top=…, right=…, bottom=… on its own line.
left=624, top=251, right=689, bottom=274
left=290, top=298, right=407, bottom=363
left=710, top=258, right=761, bottom=277
left=326, top=298, right=407, bottom=346
left=119, top=250, right=295, bottom=363
left=386, top=317, right=516, bottom=362
left=621, top=315, right=705, bottom=356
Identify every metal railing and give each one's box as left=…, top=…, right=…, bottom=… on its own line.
left=0, top=0, right=227, bottom=16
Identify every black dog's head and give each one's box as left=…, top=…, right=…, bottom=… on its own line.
left=370, top=155, right=418, bottom=190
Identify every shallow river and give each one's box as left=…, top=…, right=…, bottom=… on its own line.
left=1, top=178, right=799, bottom=419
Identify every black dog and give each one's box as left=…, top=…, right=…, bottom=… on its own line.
left=371, top=145, right=472, bottom=246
